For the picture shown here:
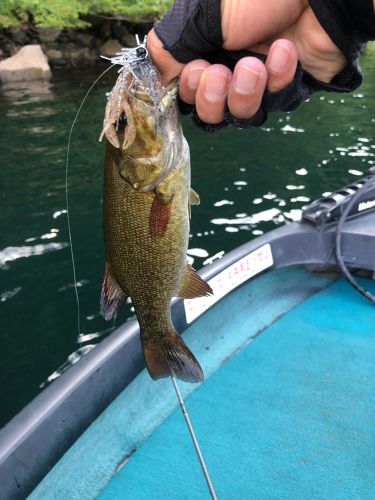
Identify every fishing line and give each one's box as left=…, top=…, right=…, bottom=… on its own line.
left=171, top=375, right=218, bottom=500
left=65, top=64, right=115, bottom=338
left=66, top=49, right=218, bottom=499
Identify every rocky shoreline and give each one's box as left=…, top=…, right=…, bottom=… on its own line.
left=0, top=18, right=153, bottom=69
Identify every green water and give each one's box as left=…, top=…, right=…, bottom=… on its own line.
left=1, top=57, right=374, bottom=428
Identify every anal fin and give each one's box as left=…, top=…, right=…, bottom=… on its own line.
left=100, top=261, right=127, bottom=320
left=177, top=263, right=213, bottom=299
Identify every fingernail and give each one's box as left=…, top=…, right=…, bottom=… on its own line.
left=187, top=67, right=205, bottom=90
left=203, top=71, right=229, bottom=102
left=234, top=65, right=260, bottom=94
left=268, top=44, right=291, bottom=73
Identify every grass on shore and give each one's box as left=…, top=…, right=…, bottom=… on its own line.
left=365, top=41, right=375, bottom=55
left=0, top=0, right=172, bottom=28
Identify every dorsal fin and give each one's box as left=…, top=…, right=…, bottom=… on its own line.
left=100, top=261, right=127, bottom=320
left=177, top=264, right=213, bottom=299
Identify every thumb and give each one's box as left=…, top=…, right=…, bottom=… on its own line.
left=280, top=7, right=346, bottom=83
left=147, top=29, right=185, bottom=85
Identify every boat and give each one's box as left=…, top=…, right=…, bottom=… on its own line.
left=1, top=174, right=375, bottom=499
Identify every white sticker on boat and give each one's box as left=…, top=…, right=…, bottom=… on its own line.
left=184, top=243, right=273, bottom=324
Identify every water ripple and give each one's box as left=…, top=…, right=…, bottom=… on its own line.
left=211, top=208, right=281, bottom=226
left=0, top=243, right=68, bottom=268
left=295, top=168, right=308, bottom=175
left=187, top=248, right=209, bottom=258
left=53, top=209, right=68, bottom=219
left=1, top=287, right=21, bottom=303
left=213, top=200, right=234, bottom=207
left=281, top=124, right=305, bottom=133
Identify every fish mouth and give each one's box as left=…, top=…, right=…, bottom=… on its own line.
left=115, top=112, right=127, bottom=133
left=112, top=79, right=178, bottom=140
left=101, top=71, right=180, bottom=157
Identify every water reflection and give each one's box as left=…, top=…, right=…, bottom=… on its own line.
left=0, top=242, right=68, bottom=268
left=53, top=209, right=67, bottom=219
left=213, top=200, right=234, bottom=207
left=290, top=196, right=310, bottom=203
left=1, top=287, right=21, bottom=303
left=1, top=79, right=54, bottom=105
left=187, top=248, right=209, bottom=258
left=280, top=124, right=305, bottom=133
left=40, top=345, right=97, bottom=388
left=295, top=168, right=308, bottom=175
left=211, top=207, right=282, bottom=226
left=348, top=169, right=364, bottom=176
left=1, top=56, right=375, bottom=426
left=58, top=279, right=89, bottom=292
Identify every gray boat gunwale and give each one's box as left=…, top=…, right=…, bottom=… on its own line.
left=1, top=211, right=374, bottom=499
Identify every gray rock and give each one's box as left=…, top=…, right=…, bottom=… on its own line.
left=46, top=49, right=64, bottom=63
left=8, top=28, right=30, bottom=46
left=86, top=50, right=100, bottom=65
left=8, top=43, right=19, bottom=56
left=111, top=23, right=136, bottom=47
left=43, top=41, right=60, bottom=51
left=121, top=32, right=137, bottom=48
left=100, top=22, right=112, bottom=40
left=75, top=32, right=95, bottom=48
left=38, top=29, right=62, bottom=44
left=74, top=47, right=92, bottom=61
left=112, top=23, right=127, bottom=40
left=0, top=45, right=52, bottom=83
left=93, top=37, right=103, bottom=48
left=100, top=39, right=122, bottom=57
left=65, top=47, right=97, bottom=67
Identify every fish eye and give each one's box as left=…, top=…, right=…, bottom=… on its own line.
left=116, top=112, right=127, bottom=133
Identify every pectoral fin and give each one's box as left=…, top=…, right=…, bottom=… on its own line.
left=177, top=264, right=213, bottom=299
left=149, top=189, right=174, bottom=237
left=188, top=188, right=200, bottom=219
left=189, top=188, right=200, bottom=206
left=100, top=261, right=127, bottom=320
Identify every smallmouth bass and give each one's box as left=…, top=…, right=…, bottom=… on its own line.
left=100, top=56, right=212, bottom=383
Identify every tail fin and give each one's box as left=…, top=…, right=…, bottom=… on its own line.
left=143, top=334, right=203, bottom=383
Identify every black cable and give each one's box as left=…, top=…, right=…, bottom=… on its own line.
left=335, top=173, right=375, bottom=304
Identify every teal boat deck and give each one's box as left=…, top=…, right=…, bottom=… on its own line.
left=31, top=268, right=375, bottom=499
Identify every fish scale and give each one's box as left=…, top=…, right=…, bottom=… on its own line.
left=103, top=140, right=189, bottom=320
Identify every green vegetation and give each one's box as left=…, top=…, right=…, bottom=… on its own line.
left=365, top=41, right=375, bottom=56
left=0, top=0, right=172, bottom=28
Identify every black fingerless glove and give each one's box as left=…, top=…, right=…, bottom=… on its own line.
left=154, top=0, right=374, bottom=132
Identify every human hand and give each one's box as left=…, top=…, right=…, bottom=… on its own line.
left=147, top=0, right=346, bottom=125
